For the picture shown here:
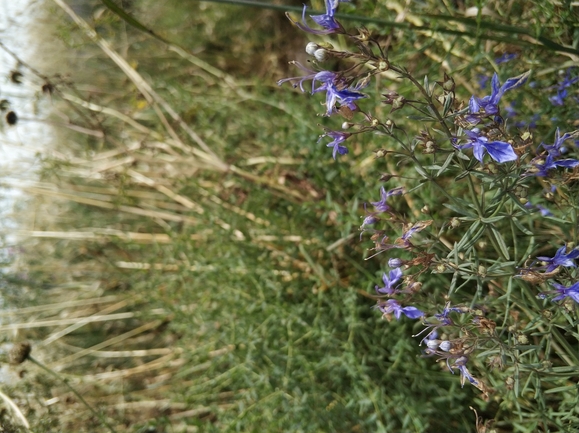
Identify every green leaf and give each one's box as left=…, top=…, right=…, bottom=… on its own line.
left=436, top=153, right=454, bottom=177
left=480, top=215, right=505, bottom=224
left=407, top=115, right=437, bottom=122
left=545, top=384, right=578, bottom=394
left=414, top=164, right=429, bottom=179
left=490, top=225, right=510, bottom=260
left=442, top=203, right=477, bottom=218
left=442, top=94, right=454, bottom=117
left=423, top=75, right=431, bottom=96
left=454, top=220, right=484, bottom=253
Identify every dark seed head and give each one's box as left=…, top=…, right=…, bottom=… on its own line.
left=6, top=111, right=17, bottom=125
left=9, top=342, right=31, bottom=365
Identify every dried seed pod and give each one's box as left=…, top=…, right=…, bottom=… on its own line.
left=9, top=342, right=31, bottom=365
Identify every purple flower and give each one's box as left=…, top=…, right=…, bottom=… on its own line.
left=377, top=299, right=424, bottom=320
left=278, top=67, right=367, bottom=116
left=495, top=53, right=517, bottom=65
left=455, top=129, right=517, bottom=164
left=530, top=154, right=579, bottom=177
left=388, top=258, right=404, bottom=268
left=370, top=186, right=404, bottom=213
left=319, top=130, right=350, bottom=159
left=537, top=246, right=579, bottom=272
left=361, top=213, right=379, bottom=228
left=317, top=82, right=367, bottom=116
left=401, top=220, right=433, bottom=242
left=452, top=356, right=479, bottom=387
left=477, top=73, right=489, bottom=90
left=467, top=71, right=529, bottom=124
left=375, top=268, right=403, bottom=295
left=549, top=68, right=578, bottom=106
left=524, top=202, right=553, bottom=217
left=277, top=64, right=335, bottom=92
left=541, top=128, right=579, bottom=157
left=414, top=303, right=467, bottom=344
left=289, top=0, right=343, bottom=35
left=551, top=281, right=579, bottom=303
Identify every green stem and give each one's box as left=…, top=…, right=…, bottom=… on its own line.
left=100, top=0, right=579, bottom=55
left=391, top=65, right=484, bottom=217
left=28, top=356, right=117, bottom=433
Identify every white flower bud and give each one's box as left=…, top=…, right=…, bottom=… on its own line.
left=305, top=42, right=319, bottom=55
left=314, top=48, right=329, bottom=62
left=426, top=339, right=439, bottom=350
left=439, top=340, right=452, bottom=352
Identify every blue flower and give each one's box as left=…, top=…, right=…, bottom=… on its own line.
left=315, top=81, right=367, bottom=116
left=467, top=71, right=529, bottom=124
left=377, top=299, right=424, bottom=320
left=452, top=356, right=480, bottom=387
left=401, top=220, right=433, bottom=241
left=277, top=64, right=335, bottom=92
left=375, top=268, right=403, bottom=295
left=388, top=258, right=404, bottom=268
left=278, top=67, right=367, bottom=116
left=530, top=154, right=579, bottom=177
left=477, top=73, right=489, bottom=90
left=541, top=128, right=578, bottom=157
left=370, top=186, right=404, bottom=213
left=524, top=201, right=553, bottom=217
left=455, top=129, right=517, bottom=164
left=551, top=281, right=579, bottom=303
left=319, top=130, right=350, bottom=159
left=288, top=0, right=343, bottom=35
left=549, top=68, right=578, bottom=106
left=495, top=53, right=517, bottom=65
left=537, top=246, right=579, bottom=272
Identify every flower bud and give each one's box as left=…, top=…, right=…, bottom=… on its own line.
left=379, top=173, right=394, bottom=182
left=516, top=333, right=529, bottom=345
left=314, top=48, right=329, bottom=62
left=421, top=205, right=430, bottom=214
left=388, top=258, right=404, bottom=268
left=426, top=339, right=439, bottom=350
left=478, top=265, right=487, bottom=277
left=505, top=376, right=515, bottom=390
left=439, top=340, right=452, bottom=352
left=305, top=42, right=319, bottom=55
left=392, top=96, right=405, bottom=110
left=423, top=141, right=436, bottom=154
left=450, top=217, right=461, bottom=229
left=442, top=77, right=455, bottom=92
left=357, top=74, right=373, bottom=89
left=374, top=148, right=387, bottom=158
left=378, top=61, right=389, bottom=71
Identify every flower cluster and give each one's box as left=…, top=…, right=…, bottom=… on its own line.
left=278, top=0, right=579, bottom=407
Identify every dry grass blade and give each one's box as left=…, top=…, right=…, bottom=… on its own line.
left=52, top=0, right=225, bottom=165
left=84, top=352, right=183, bottom=381
left=0, top=312, right=151, bottom=332
left=38, top=299, right=130, bottom=348
left=0, top=296, right=119, bottom=316
left=52, top=320, right=167, bottom=369
left=0, top=388, right=31, bottom=429
left=23, top=185, right=199, bottom=225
